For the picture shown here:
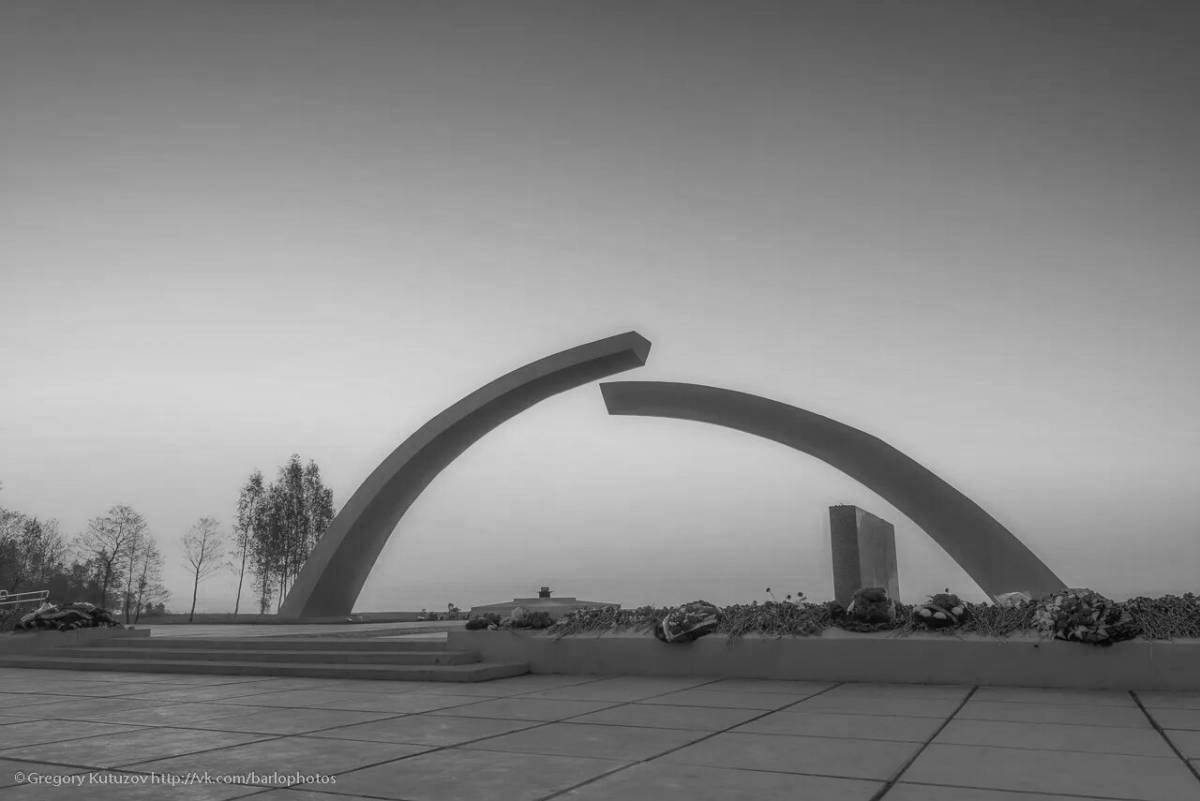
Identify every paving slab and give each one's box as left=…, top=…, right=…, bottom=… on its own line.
left=0, top=758, right=90, bottom=789
left=78, top=672, right=256, bottom=685
left=0, top=720, right=146, bottom=749
left=934, top=718, right=1175, bottom=757
left=0, top=710, right=41, bottom=722
left=1145, top=707, right=1200, bottom=730
left=331, top=747, right=626, bottom=801
left=95, top=701, right=270, bottom=727
left=733, top=710, right=944, bottom=742
left=290, top=679, right=448, bottom=694
left=640, top=688, right=808, bottom=710
left=820, top=683, right=971, bottom=700
left=883, top=784, right=1137, bottom=801
left=205, top=689, right=376, bottom=708
left=972, top=686, right=1136, bottom=706
left=302, top=691, right=486, bottom=715
left=249, top=789, right=381, bottom=801
left=463, top=721, right=707, bottom=761
left=211, top=687, right=484, bottom=714
left=123, top=683, right=296, bottom=703
left=1138, top=691, right=1200, bottom=710
left=699, top=678, right=834, bottom=695
left=9, top=697, right=167, bottom=721
left=431, top=674, right=602, bottom=694
left=522, top=677, right=716, bottom=702
left=568, top=702, right=763, bottom=732
left=220, top=678, right=346, bottom=691
left=1, top=726, right=270, bottom=770
left=0, top=692, right=83, bottom=709
left=660, top=731, right=922, bottom=781
left=132, top=735, right=430, bottom=785
left=412, top=682, right=525, bottom=697
left=0, top=671, right=172, bottom=685
left=183, top=706, right=398, bottom=735
left=314, top=713, right=541, bottom=746
left=903, top=743, right=1200, bottom=801
left=5, top=682, right=153, bottom=698
left=4, top=668, right=1198, bottom=801
left=428, top=697, right=615, bottom=721
left=789, top=694, right=962, bottom=718
left=1165, top=728, right=1200, bottom=759
left=557, top=761, right=883, bottom=801
left=3, top=771, right=264, bottom=800
left=956, top=700, right=1152, bottom=728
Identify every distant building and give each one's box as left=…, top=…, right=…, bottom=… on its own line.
left=469, top=586, right=620, bottom=621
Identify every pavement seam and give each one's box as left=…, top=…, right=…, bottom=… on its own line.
left=0, top=730, right=283, bottom=773
left=886, top=778, right=1157, bottom=801
left=1130, top=689, right=1200, bottom=785
left=532, top=680, right=850, bottom=800
left=251, top=692, right=687, bottom=793
left=866, top=684, right=978, bottom=801
left=248, top=681, right=841, bottom=798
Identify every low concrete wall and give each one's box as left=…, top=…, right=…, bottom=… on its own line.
left=448, top=629, right=1200, bottom=691
left=3, top=627, right=149, bottom=653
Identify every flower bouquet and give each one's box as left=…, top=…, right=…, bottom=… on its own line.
left=912, top=591, right=966, bottom=629
left=1032, top=588, right=1141, bottom=646
left=840, top=587, right=901, bottom=632
left=654, top=600, right=721, bottom=643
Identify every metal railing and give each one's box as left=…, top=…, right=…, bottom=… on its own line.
left=0, top=589, right=50, bottom=608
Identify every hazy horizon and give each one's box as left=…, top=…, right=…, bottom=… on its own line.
left=3, top=1, right=1198, bottom=614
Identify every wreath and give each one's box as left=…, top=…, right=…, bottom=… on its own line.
left=1032, top=588, right=1141, bottom=646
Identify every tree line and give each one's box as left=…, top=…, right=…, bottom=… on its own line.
left=1, top=500, right=168, bottom=623
left=1, top=454, right=334, bottom=621
left=233, top=455, right=335, bottom=614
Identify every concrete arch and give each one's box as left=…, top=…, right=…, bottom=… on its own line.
left=280, top=332, right=652, bottom=618
left=600, top=381, right=1065, bottom=600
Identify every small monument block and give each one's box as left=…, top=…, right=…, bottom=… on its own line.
left=830, top=505, right=900, bottom=607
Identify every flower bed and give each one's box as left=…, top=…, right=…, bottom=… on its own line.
left=536, top=589, right=1200, bottom=645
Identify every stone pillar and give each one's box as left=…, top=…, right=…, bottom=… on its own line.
left=830, top=505, right=900, bottom=607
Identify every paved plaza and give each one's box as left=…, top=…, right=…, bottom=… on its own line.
left=0, top=667, right=1198, bottom=800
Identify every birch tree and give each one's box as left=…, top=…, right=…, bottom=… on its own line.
left=236, top=454, right=336, bottom=614
left=132, top=540, right=167, bottom=623
left=232, top=471, right=266, bottom=615
left=182, top=517, right=224, bottom=622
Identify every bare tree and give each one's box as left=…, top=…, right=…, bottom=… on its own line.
left=182, top=517, right=224, bottom=622
left=133, top=539, right=167, bottom=623
left=75, top=506, right=145, bottom=610
left=119, top=512, right=146, bottom=623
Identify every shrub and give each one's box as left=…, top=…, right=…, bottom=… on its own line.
left=549, top=605, right=666, bottom=638
left=465, top=613, right=502, bottom=630
left=510, top=610, right=554, bottom=629
left=959, top=600, right=1038, bottom=638
left=718, top=600, right=834, bottom=639
left=1122, top=593, right=1200, bottom=640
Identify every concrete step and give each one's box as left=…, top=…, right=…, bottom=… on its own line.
left=32, top=647, right=480, bottom=666
left=100, top=637, right=450, bottom=652
left=0, top=655, right=529, bottom=682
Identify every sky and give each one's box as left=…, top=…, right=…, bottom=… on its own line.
left=2, top=1, right=1198, bottom=613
